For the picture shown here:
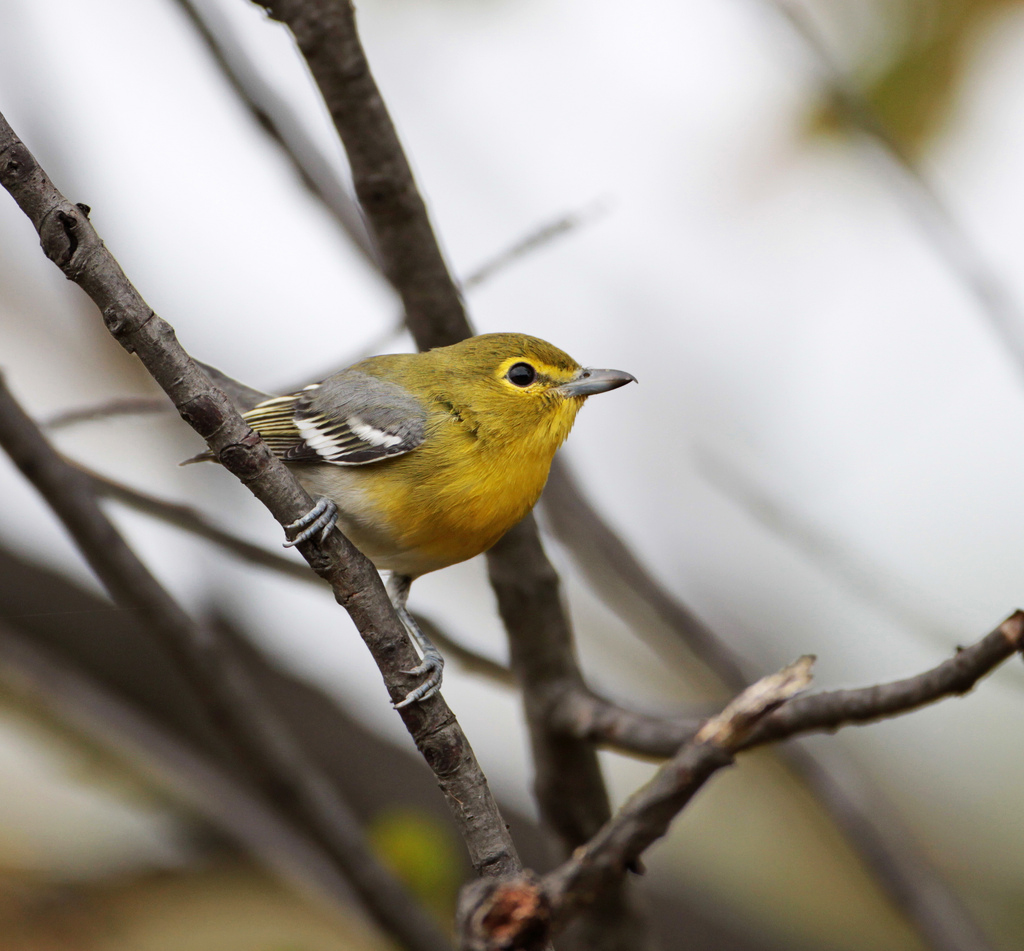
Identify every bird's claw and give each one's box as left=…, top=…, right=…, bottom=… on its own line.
left=394, top=650, right=445, bottom=709
left=283, top=496, right=338, bottom=547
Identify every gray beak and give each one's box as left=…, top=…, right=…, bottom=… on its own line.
left=558, top=367, right=637, bottom=398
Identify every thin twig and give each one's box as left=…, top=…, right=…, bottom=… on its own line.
left=79, top=463, right=313, bottom=582
left=0, top=111, right=520, bottom=885
left=0, top=374, right=452, bottom=951
left=45, top=396, right=170, bottom=430
left=0, top=619, right=417, bottom=922
left=462, top=608, right=1024, bottom=948
left=79, top=461, right=515, bottom=682
left=413, top=613, right=514, bottom=687
left=694, top=445, right=964, bottom=644
left=742, top=612, right=1024, bottom=749
left=544, top=659, right=815, bottom=919
left=542, top=459, right=750, bottom=683
left=461, top=204, right=606, bottom=291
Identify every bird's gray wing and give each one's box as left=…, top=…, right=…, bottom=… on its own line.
left=243, top=370, right=427, bottom=466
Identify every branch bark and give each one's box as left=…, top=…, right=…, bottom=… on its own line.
left=553, top=613, right=1024, bottom=758
left=255, top=0, right=469, bottom=350
left=458, top=660, right=815, bottom=950
left=0, top=373, right=452, bottom=951
left=0, top=110, right=519, bottom=886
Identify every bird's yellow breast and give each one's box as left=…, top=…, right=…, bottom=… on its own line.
left=294, top=389, right=581, bottom=578
left=373, top=393, right=581, bottom=575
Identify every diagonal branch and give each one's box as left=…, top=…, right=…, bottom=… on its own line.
left=0, top=618, right=420, bottom=926
left=77, top=461, right=514, bottom=683
left=173, top=0, right=379, bottom=268
left=543, top=659, right=815, bottom=923
left=0, top=111, right=519, bottom=887
left=461, top=609, right=1024, bottom=947
left=458, top=660, right=815, bottom=950
left=253, top=0, right=471, bottom=351
left=0, top=373, right=451, bottom=951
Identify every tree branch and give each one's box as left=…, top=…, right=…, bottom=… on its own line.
left=0, top=373, right=451, bottom=951
left=541, top=459, right=1001, bottom=951
left=461, top=204, right=606, bottom=291
left=458, top=660, right=815, bottom=950
left=553, top=612, right=1024, bottom=758
left=461, top=607, right=1024, bottom=949
left=255, top=0, right=470, bottom=350
left=45, top=396, right=170, bottom=430
left=0, top=110, right=520, bottom=885
left=173, top=0, right=379, bottom=269
left=0, top=618, right=417, bottom=925
left=78, top=461, right=516, bottom=683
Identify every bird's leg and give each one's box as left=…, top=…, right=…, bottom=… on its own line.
left=283, top=496, right=339, bottom=547
left=386, top=572, right=444, bottom=708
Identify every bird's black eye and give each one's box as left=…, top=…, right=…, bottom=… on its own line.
left=507, top=362, right=536, bottom=387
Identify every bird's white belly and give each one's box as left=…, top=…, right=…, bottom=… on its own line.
left=290, top=463, right=439, bottom=576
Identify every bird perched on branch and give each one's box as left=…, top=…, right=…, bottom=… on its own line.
left=191, top=333, right=634, bottom=707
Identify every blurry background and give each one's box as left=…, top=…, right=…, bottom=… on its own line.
left=1, top=0, right=1023, bottom=948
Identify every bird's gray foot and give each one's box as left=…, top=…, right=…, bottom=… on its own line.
left=394, top=647, right=445, bottom=709
left=283, top=496, right=338, bottom=547
left=387, top=572, right=446, bottom=708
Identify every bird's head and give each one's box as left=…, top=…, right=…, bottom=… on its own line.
left=430, top=333, right=636, bottom=451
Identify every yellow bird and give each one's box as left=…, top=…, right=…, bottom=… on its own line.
left=202, top=333, right=634, bottom=706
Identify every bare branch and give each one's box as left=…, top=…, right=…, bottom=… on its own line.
left=486, top=518, right=647, bottom=950
left=547, top=659, right=814, bottom=911
left=0, top=619, right=414, bottom=923
left=248, top=4, right=641, bottom=946
left=0, top=110, right=520, bottom=883
left=79, top=462, right=313, bottom=582
left=694, top=445, right=966, bottom=645
left=413, top=612, right=514, bottom=687
left=0, top=374, right=452, bottom=951
left=550, top=687, right=703, bottom=760
left=554, top=613, right=1024, bottom=758
left=742, top=612, right=1024, bottom=748
left=255, top=0, right=472, bottom=350
left=462, top=609, right=1024, bottom=948
left=542, top=459, right=750, bottom=682
left=459, top=661, right=814, bottom=950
